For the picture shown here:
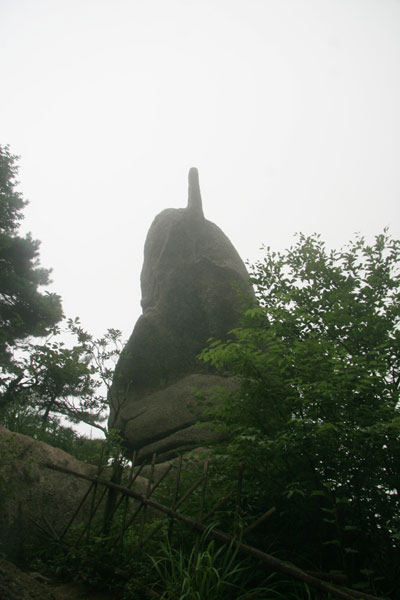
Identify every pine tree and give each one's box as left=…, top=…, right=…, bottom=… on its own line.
left=0, top=145, right=63, bottom=378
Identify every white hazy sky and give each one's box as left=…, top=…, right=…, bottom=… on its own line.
left=1, top=0, right=400, bottom=341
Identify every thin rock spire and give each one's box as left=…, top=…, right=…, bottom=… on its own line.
left=187, top=167, right=204, bottom=218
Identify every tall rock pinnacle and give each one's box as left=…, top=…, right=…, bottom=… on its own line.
left=108, top=169, right=254, bottom=462
left=187, top=167, right=204, bottom=217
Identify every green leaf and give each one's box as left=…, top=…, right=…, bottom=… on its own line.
left=323, top=540, right=341, bottom=546
left=344, top=547, right=359, bottom=554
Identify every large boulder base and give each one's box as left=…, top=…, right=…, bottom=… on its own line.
left=119, top=374, right=239, bottom=463
left=0, top=426, right=96, bottom=561
left=109, top=169, right=252, bottom=459
left=0, top=426, right=152, bottom=562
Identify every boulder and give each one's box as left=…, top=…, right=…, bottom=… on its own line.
left=0, top=558, right=56, bottom=600
left=0, top=558, right=118, bottom=599
left=120, top=373, right=240, bottom=463
left=109, top=168, right=253, bottom=461
left=0, top=426, right=96, bottom=561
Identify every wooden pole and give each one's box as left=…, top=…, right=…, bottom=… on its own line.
left=44, top=462, right=382, bottom=600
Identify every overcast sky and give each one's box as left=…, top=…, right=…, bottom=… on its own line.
left=1, top=0, right=400, bottom=342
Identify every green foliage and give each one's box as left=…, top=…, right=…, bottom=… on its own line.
left=0, top=145, right=63, bottom=371
left=200, top=231, right=400, bottom=594
left=34, top=532, right=126, bottom=589
left=34, top=512, right=311, bottom=600
left=0, top=318, right=123, bottom=439
left=1, top=404, right=104, bottom=462
left=0, top=144, right=26, bottom=234
left=151, top=528, right=272, bottom=600
left=32, top=501, right=165, bottom=596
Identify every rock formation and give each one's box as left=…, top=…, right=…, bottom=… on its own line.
left=0, top=425, right=153, bottom=564
left=0, top=557, right=118, bottom=599
left=0, top=558, right=56, bottom=600
left=0, top=426, right=96, bottom=561
left=108, top=168, right=253, bottom=462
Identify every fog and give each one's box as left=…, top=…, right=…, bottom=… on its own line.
left=1, top=0, right=399, bottom=340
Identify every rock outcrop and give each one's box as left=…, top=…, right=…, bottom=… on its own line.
left=109, top=168, right=253, bottom=462
left=0, top=559, right=56, bottom=600
left=0, top=558, right=118, bottom=599
left=0, top=426, right=96, bottom=561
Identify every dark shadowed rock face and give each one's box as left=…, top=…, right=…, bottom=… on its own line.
left=108, top=168, right=253, bottom=461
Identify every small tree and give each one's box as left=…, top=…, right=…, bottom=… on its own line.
left=1, top=319, right=123, bottom=436
left=200, top=231, right=400, bottom=591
